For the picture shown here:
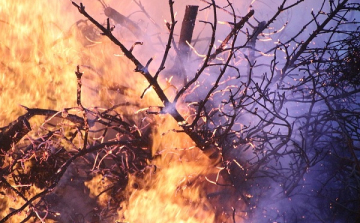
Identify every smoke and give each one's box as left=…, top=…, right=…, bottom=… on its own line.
left=1, top=0, right=359, bottom=222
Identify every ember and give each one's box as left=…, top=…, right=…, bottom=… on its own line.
left=1, top=0, right=359, bottom=222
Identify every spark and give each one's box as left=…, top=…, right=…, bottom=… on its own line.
left=259, top=38, right=272, bottom=42
left=212, top=129, right=217, bottom=138
left=177, top=120, right=188, bottom=126
left=248, top=142, right=255, bottom=148
left=260, top=51, right=274, bottom=57
left=205, top=176, right=217, bottom=185
left=186, top=41, right=207, bottom=58
left=167, top=76, right=173, bottom=83
left=233, top=159, right=245, bottom=170
left=11, top=184, right=32, bottom=187
left=135, top=107, right=149, bottom=114
left=263, top=22, right=288, bottom=36
left=201, top=116, right=207, bottom=122
left=218, top=21, right=231, bottom=26
left=41, top=110, right=62, bottom=128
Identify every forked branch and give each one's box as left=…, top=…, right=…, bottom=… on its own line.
left=72, top=1, right=221, bottom=161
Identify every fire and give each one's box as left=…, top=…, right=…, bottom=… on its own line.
left=0, top=1, right=79, bottom=126
left=116, top=115, right=217, bottom=222
left=0, top=0, right=237, bottom=222
left=0, top=0, right=161, bottom=127
left=4, top=0, right=358, bottom=222
left=0, top=184, right=46, bottom=222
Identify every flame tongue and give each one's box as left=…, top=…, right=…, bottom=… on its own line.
left=0, top=1, right=224, bottom=222
left=0, top=1, right=79, bottom=126
left=116, top=116, right=218, bottom=222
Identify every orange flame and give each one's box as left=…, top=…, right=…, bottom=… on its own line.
left=0, top=1, right=248, bottom=222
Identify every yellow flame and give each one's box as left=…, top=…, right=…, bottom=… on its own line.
left=0, top=1, right=80, bottom=126
left=0, top=1, right=247, bottom=222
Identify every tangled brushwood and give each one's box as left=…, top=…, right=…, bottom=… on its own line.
left=0, top=0, right=360, bottom=222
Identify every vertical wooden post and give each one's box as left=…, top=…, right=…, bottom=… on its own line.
left=169, top=5, right=198, bottom=85
left=178, top=5, right=199, bottom=61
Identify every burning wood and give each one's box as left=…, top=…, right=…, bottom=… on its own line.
left=1, top=0, right=360, bottom=222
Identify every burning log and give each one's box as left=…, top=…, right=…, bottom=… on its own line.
left=0, top=108, right=84, bottom=153
left=0, top=114, right=31, bottom=153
